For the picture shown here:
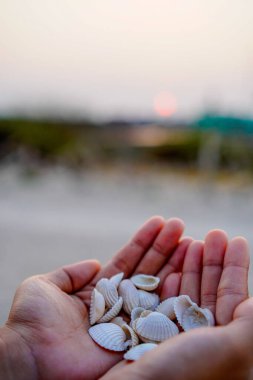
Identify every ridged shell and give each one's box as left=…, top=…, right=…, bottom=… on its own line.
left=122, top=324, right=139, bottom=348
left=174, top=295, right=195, bottom=325
left=96, top=278, right=118, bottom=308
left=156, top=297, right=177, bottom=320
left=131, top=274, right=160, bottom=291
left=138, top=290, right=159, bottom=310
left=181, top=305, right=215, bottom=331
left=88, top=323, right=127, bottom=351
left=111, top=316, right=126, bottom=328
left=119, top=279, right=139, bottom=314
left=89, top=289, right=106, bottom=325
left=134, top=312, right=179, bottom=342
left=130, top=307, right=146, bottom=324
left=140, top=310, right=153, bottom=318
left=98, top=297, right=123, bottom=323
left=124, top=343, right=158, bottom=361
left=110, top=272, right=124, bottom=288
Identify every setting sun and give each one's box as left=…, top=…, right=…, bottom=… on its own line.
left=154, top=92, right=177, bottom=118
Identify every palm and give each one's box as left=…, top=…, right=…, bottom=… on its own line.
left=7, top=216, right=187, bottom=380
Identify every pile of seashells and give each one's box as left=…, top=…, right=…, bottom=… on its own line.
left=88, top=273, right=215, bottom=361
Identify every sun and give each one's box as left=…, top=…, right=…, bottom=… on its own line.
left=154, top=92, right=177, bottom=118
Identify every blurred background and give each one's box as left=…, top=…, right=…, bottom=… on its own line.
left=1, top=0, right=253, bottom=324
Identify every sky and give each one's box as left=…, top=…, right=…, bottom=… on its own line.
left=0, top=0, right=253, bottom=120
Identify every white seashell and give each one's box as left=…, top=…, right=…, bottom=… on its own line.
left=119, top=279, right=139, bottom=314
left=124, top=343, right=158, bottom=361
left=131, top=274, right=160, bottom=291
left=140, top=310, right=153, bottom=318
left=138, top=290, right=160, bottom=310
left=110, top=272, right=124, bottom=288
left=122, top=324, right=139, bottom=348
left=130, top=307, right=145, bottom=328
left=111, top=316, right=127, bottom=328
left=181, top=305, right=215, bottom=331
left=89, top=323, right=127, bottom=351
left=174, top=295, right=195, bottom=326
left=135, top=311, right=179, bottom=342
left=89, top=289, right=106, bottom=325
left=156, top=297, right=177, bottom=320
left=98, top=297, right=123, bottom=323
left=96, top=278, right=118, bottom=308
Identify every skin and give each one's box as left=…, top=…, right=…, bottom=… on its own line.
left=102, top=231, right=253, bottom=380
left=0, top=216, right=189, bottom=380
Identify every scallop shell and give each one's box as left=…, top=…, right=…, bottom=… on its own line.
left=156, top=297, right=177, bottom=320
left=131, top=274, right=160, bottom=291
left=138, top=290, right=159, bottom=310
left=134, top=311, right=179, bottom=342
left=119, top=279, right=139, bottom=314
left=181, top=305, right=215, bottom=331
left=96, top=278, right=118, bottom=308
left=111, top=316, right=126, bottom=328
left=89, top=289, right=106, bottom=325
left=124, top=343, right=158, bottom=361
left=110, top=272, right=124, bottom=288
left=98, top=297, right=123, bottom=323
left=88, top=323, right=127, bottom=351
left=174, top=295, right=195, bottom=326
left=122, top=324, right=139, bottom=348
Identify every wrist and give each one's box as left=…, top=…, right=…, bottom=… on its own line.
left=0, top=325, right=38, bottom=380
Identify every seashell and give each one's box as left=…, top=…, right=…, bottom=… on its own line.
left=181, top=305, right=215, bottom=331
left=89, top=323, right=127, bottom=351
left=98, top=297, right=123, bottom=323
left=130, top=307, right=146, bottom=327
left=140, top=310, right=153, bottom=318
left=124, top=343, right=158, bottom=361
left=89, top=289, right=106, bottom=325
left=111, top=316, right=127, bottom=328
left=119, top=279, right=139, bottom=314
left=156, top=297, right=177, bottom=320
left=96, top=278, right=118, bottom=308
left=131, top=274, right=160, bottom=291
left=122, top=324, right=139, bottom=348
left=110, top=272, right=124, bottom=288
left=138, top=290, right=159, bottom=310
left=134, top=311, right=179, bottom=342
left=174, top=295, right=195, bottom=326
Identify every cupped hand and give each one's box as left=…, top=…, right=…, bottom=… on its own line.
left=3, top=216, right=187, bottom=380
left=102, top=231, right=251, bottom=380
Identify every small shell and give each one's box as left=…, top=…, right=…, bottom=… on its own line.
left=181, top=305, right=215, bottom=331
left=138, top=290, right=159, bottom=310
left=174, top=295, right=195, bottom=326
left=124, top=343, right=158, bottom=361
left=119, top=279, right=139, bottom=314
left=111, top=316, right=127, bottom=328
left=110, top=272, right=124, bottom=288
left=134, top=311, right=179, bottom=342
left=122, top=324, right=139, bottom=348
left=89, top=289, right=106, bottom=325
left=156, top=297, right=177, bottom=320
left=96, top=278, right=118, bottom=308
left=89, top=323, right=127, bottom=351
left=131, top=274, right=160, bottom=291
left=98, top=297, right=123, bottom=323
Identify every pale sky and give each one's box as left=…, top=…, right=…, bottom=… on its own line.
left=0, top=0, right=253, bottom=120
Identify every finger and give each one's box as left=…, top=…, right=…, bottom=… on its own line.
left=160, top=272, right=181, bottom=300
left=216, top=237, right=249, bottom=325
left=45, top=260, right=101, bottom=293
left=180, top=240, right=204, bottom=305
left=157, top=237, right=193, bottom=292
left=133, top=218, right=185, bottom=275
left=201, top=230, right=228, bottom=315
left=91, top=216, right=165, bottom=285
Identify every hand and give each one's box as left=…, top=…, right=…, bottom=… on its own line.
left=102, top=231, right=252, bottom=380
left=0, top=216, right=188, bottom=380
